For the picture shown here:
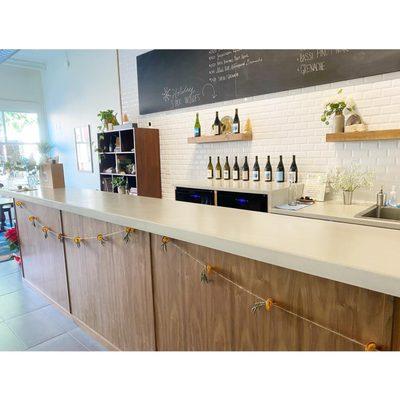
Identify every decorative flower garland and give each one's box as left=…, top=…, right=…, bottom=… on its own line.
left=161, top=236, right=378, bottom=352
left=15, top=201, right=378, bottom=351
left=15, top=201, right=135, bottom=246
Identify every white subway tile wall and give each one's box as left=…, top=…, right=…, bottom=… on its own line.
left=119, top=50, right=400, bottom=201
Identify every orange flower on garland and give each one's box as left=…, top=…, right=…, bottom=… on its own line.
left=73, top=236, right=82, bottom=248
left=161, top=236, right=169, bottom=252
left=28, top=215, right=37, bottom=227
left=123, top=227, right=135, bottom=243
left=97, top=233, right=107, bottom=246
left=57, top=233, right=64, bottom=242
left=15, top=201, right=23, bottom=208
left=41, top=226, right=50, bottom=239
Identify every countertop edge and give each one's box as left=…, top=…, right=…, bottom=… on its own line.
left=4, top=188, right=400, bottom=298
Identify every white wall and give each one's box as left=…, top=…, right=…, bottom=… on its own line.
left=0, top=64, right=46, bottom=139
left=41, top=50, right=120, bottom=189
left=119, top=50, right=400, bottom=201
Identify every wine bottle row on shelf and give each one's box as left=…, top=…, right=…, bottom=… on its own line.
left=194, top=109, right=241, bottom=137
left=207, top=155, right=298, bottom=183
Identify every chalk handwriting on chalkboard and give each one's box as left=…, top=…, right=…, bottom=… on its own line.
left=297, top=49, right=350, bottom=76
left=138, top=50, right=400, bottom=114
left=202, top=83, right=217, bottom=99
left=162, top=86, right=201, bottom=108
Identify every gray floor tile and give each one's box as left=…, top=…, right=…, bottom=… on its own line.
left=0, top=261, right=20, bottom=278
left=0, top=272, right=23, bottom=296
left=69, top=327, right=107, bottom=351
left=40, top=305, right=77, bottom=331
left=0, top=287, right=49, bottom=320
left=29, top=333, right=87, bottom=351
left=0, top=322, right=27, bottom=351
left=6, top=305, right=69, bottom=348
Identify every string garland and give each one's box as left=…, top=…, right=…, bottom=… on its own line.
left=15, top=201, right=135, bottom=246
left=14, top=200, right=379, bottom=351
left=163, top=238, right=379, bottom=352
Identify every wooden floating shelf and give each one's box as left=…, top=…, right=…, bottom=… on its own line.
left=326, top=129, right=400, bottom=142
left=100, top=173, right=136, bottom=177
left=187, top=133, right=252, bottom=144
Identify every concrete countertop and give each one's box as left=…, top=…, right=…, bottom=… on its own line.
left=2, top=187, right=400, bottom=298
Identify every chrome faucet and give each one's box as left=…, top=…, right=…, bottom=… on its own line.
left=376, top=187, right=386, bottom=207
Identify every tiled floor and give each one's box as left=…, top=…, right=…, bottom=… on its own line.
left=0, top=260, right=106, bottom=351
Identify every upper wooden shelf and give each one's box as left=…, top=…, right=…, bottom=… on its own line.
left=187, top=133, right=252, bottom=144
left=326, top=129, right=400, bottom=142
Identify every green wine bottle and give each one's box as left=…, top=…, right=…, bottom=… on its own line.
left=194, top=113, right=201, bottom=137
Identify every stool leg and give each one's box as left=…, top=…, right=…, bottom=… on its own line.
left=7, top=209, right=13, bottom=228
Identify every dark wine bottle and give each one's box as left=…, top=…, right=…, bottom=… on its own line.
left=276, top=155, right=285, bottom=183
left=194, top=113, right=201, bottom=137
left=242, top=156, right=249, bottom=181
left=252, top=156, right=260, bottom=181
left=264, top=155, right=272, bottom=182
left=223, top=156, right=230, bottom=180
left=207, top=156, right=213, bottom=179
left=213, top=111, right=221, bottom=135
left=289, top=155, right=298, bottom=183
left=232, top=108, right=240, bottom=134
left=215, top=156, right=222, bottom=180
left=233, top=156, right=240, bottom=180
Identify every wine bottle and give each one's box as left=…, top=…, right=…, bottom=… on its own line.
left=252, top=156, right=260, bottom=181
left=264, top=155, right=272, bottom=182
left=276, top=155, right=285, bottom=183
left=223, top=156, right=230, bottom=180
left=233, top=156, right=240, bottom=180
left=242, top=156, right=249, bottom=181
left=215, top=156, right=222, bottom=180
left=194, top=113, right=201, bottom=137
left=213, top=111, right=221, bottom=135
left=289, top=155, right=298, bottom=183
left=207, top=156, right=213, bottom=179
left=232, top=108, right=240, bottom=134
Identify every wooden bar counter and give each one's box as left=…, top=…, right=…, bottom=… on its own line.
left=3, top=187, right=400, bottom=351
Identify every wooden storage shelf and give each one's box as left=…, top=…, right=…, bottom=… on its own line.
left=187, top=133, right=252, bottom=144
left=326, top=129, right=400, bottom=142
left=100, top=172, right=136, bottom=177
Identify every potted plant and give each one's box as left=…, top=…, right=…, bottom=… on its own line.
left=321, top=89, right=356, bottom=133
left=112, top=176, right=126, bottom=194
left=329, top=165, right=374, bottom=205
left=97, top=110, right=119, bottom=132
left=38, top=142, right=54, bottom=165
left=4, top=227, right=21, bottom=264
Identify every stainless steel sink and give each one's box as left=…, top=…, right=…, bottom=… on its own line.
left=355, top=206, right=400, bottom=222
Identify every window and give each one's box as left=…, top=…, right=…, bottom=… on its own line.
left=0, top=111, right=41, bottom=169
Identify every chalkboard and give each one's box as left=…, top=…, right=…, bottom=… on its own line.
left=137, top=50, right=400, bottom=115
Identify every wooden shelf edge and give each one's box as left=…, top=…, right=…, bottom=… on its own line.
left=187, top=133, right=252, bottom=144
left=326, top=129, right=400, bottom=142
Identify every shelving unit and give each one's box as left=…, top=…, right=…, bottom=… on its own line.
left=97, top=124, right=161, bottom=198
left=326, top=129, right=400, bottom=142
left=187, top=133, right=252, bottom=144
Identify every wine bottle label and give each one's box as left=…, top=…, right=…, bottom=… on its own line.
left=194, top=127, right=200, bottom=137
left=207, top=170, right=213, bottom=179
left=265, top=171, right=271, bottom=181
left=276, top=171, right=284, bottom=182
left=232, top=123, right=239, bottom=134
left=253, top=171, right=259, bottom=181
left=243, top=171, right=249, bottom=180
left=233, top=170, right=239, bottom=180
left=224, top=170, right=229, bottom=179
left=289, top=171, right=296, bottom=183
left=216, top=170, right=221, bottom=179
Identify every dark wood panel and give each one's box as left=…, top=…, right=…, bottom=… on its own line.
left=150, top=234, right=394, bottom=351
left=15, top=201, right=70, bottom=310
left=135, top=128, right=161, bottom=198
left=62, top=212, right=156, bottom=350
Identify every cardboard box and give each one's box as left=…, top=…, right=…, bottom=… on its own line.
left=39, top=163, right=65, bottom=189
